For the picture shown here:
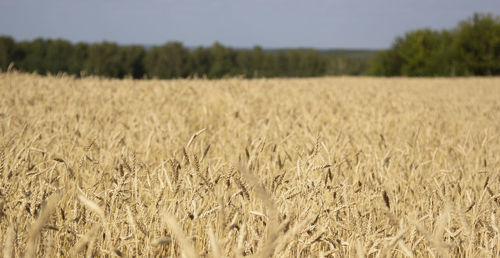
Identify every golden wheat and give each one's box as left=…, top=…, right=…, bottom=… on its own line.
left=0, top=72, right=499, bottom=257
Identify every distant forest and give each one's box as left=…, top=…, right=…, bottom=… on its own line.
left=0, top=13, right=499, bottom=78
left=0, top=37, right=374, bottom=79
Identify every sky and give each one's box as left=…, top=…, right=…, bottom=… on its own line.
left=0, top=0, right=499, bottom=49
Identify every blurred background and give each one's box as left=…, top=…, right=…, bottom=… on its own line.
left=0, top=0, right=499, bottom=78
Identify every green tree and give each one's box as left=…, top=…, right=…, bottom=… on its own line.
left=286, top=50, right=301, bottom=77
left=69, top=42, right=89, bottom=76
left=275, top=51, right=290, bottom=77
left=144, top=42, right=190, bottom=79
left=208, top=42, right=236, bottom=78
left=190, top=46, right=211, bottom=78
left=251, top=46, right=278, bottom=77
left=369, top=13, right=500, bottom=76
left=453, top=13, right=500, bottom=75
left=45, top=39, right=73, bottom=74
left=397, top=29, right=451, bottom=76
left=86, top=42, right=124, bottom=78
left=15, top=38, right=47, bottom=74
left=121, top=45, right=146, bottom=78
left=297, top=50, right=326, bottom=77
left=0, top=36, right=15, bottom=71
left=368, top=47, right=403, bottom=76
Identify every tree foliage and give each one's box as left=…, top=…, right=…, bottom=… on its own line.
left=0, top=37, right=371, bottom=79
left=0, top=36, right=14, bottom=71
left=369, top=13, right=500, bottom=76
left=144, top=42, right=190, bottom=79
left=4, top=13, right=497, bottom=78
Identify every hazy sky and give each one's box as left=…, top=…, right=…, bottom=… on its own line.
left=0, top=0, right=499, bottom=49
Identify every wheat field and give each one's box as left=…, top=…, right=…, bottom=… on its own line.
left=0, top=72, right=499, bottom=257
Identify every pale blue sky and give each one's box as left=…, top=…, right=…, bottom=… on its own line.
left=0, top=0, right=499, bottom=49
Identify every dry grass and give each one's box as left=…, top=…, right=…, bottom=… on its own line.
left=0, top=72, right=499, bottom=257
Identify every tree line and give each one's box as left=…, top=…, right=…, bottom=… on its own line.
left=0, top=37, right=371, bottom=79
left=369, top=13, right=500, bottom=76
left=1, top=13, right=497, bottom=78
